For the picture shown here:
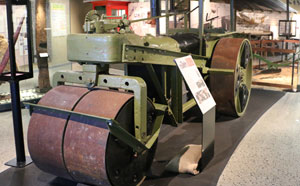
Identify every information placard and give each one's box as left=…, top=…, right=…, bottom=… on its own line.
left=174, top=55, right=216, bottom=114
left=50, top=3, right=67, bottom=37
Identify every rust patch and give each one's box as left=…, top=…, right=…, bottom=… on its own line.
left=28, top=85, right=90, bottom=180
left=63, top=90, right=133, bottom=185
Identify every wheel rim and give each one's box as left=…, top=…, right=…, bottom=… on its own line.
left=234, top=40, right=252, bottom=116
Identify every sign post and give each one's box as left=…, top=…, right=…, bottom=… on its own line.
left=174, top=55, right=215, bottom=171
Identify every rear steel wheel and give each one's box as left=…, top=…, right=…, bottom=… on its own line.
left=210, top=38, right=252, bottom=117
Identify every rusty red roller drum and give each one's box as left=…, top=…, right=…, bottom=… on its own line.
left=27, top=86, right=90, bottom=180
left=28, top=85, right=157, bottom=186
left=210, top=38, right=252, bottom=117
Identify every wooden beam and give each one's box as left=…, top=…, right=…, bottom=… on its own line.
left=253, top=61, right=298, bottom=69
left=36, top=0, right=51, bottom=92
left=284, top=40, right=300, bottom=44
left=252, top=47, right=296, bottom=54
left=252, top=81, right=293, bottom=89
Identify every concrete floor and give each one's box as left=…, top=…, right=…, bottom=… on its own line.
left=0, top=109, right=30, bottom=173
left=217, top=92, right=300, bottom=186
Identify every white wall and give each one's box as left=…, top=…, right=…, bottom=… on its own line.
left=190, top=1, right=224, bottom=29
left=236, top=10, right=288, bottom=39
left=128, top=1, right=169, bottom=36
left=128, top=2, right=156, bottom=36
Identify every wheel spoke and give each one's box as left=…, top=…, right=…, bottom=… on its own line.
left=237, top=42, right=251, bottom=114
left=236, top=88, right=242, bottom=113
left=241, top=43, right=250, bottom=69
left=239, top=84, right=249, bottom=112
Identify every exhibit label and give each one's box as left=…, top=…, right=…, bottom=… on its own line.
left=50, top=3, right=67, bottom=37
left=174, top=55, right=216, bottom=114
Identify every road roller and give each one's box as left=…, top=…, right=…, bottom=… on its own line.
left=26, top=10, right=252, bottom=186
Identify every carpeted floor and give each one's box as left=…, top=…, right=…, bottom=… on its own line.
left=142, top=88, right=285, bottom=186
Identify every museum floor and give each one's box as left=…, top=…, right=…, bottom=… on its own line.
left=0, top=86, right=299, bottom=186
left=0, top=62, right=300, bottom=186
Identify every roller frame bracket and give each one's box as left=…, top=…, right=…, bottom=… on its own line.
left=53, top=70, right=97, bottom=87
left=207, top=68, right=235, bottom=74
left=98, top=74, right=148, bottom=143
left=122, top=44, right=207, bottom=68
left=183, top=99, right=197, bottom=113
left=145, top=103, right=167, bottom=148
left=144, top=64, right=178, bottom=126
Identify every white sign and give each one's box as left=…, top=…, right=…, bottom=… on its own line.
left=39, top=53, right=49, bottom=58
left=174, top=55, right=216, bottom=114
left=50, top=3, right=67, bottom=37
